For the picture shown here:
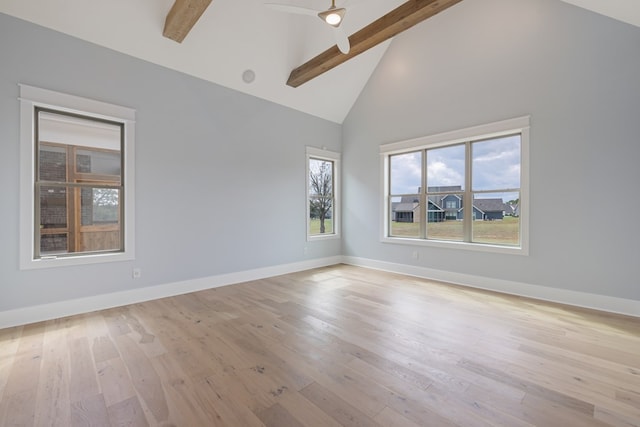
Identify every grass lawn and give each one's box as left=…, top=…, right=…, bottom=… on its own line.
left=309, top=218, right=333, bottom=235
left=391, top=216, right=520, bottom=245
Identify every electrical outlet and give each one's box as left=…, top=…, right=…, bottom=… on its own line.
left=132, top=268, right=141, bottom=279
left=412, top=250, right=419, bottom=260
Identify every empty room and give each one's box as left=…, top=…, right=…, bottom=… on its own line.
left=0, top=0, right=639, bottom=425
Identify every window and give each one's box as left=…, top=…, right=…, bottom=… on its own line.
left=20, top=84, right=135, bottom=268
left=381, top=116, right=529, bottom=254
left=307, top=147, right=340, bottom=240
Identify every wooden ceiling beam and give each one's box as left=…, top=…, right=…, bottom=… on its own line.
left=287, top=0, right=464, bottom=88
left=163, top=0, right=212, bottom=43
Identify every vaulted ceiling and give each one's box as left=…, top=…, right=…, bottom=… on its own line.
left=1, top=0, right=638, bottom=123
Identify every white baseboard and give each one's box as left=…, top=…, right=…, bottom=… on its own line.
left=0, top=256, right=342, bottom=329
left=342, top=256, right=640, bottom=318
left=2, top=254, right=637, bottom=329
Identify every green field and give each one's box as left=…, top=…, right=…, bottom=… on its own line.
left=310, top=216, right=519, bottom=245
left=309, top=218, right=333, bottom=235
left=390, top=216, right=520, bottom=245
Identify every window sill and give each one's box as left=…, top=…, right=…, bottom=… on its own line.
left=20, top=251, right=134, bottom=270
left=307, top=233, right=341, bottom=242
left=381, top=236, right=528, bottom=256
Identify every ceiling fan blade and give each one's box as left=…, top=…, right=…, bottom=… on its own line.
left=333, top=26, right=350, bottom=54
left=264, top=3, right=318, bottom=17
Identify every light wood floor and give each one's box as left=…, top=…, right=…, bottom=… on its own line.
left=1, top=265, right=639, bottom=426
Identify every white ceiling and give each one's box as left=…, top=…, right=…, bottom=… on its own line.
left=560, top=0, right=640, bottom=28
left=1, top=0, right=638, bottom=123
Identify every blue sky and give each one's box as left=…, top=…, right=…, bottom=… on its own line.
left=390, top=135, right=520, bottom=200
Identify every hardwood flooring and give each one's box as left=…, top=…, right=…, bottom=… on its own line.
left=0, top=264, right=638, bottom=426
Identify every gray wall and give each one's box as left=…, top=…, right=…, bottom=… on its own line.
left=0, top=13, right=341, bottom=311
left=342, top=0, right=640, bottom=300
left=2, top=0, right=640, bottom=315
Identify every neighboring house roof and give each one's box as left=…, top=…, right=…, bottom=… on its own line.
left=504, top=203, right=518, bottom=214
left=394, top=203, right=419, bottom=212
left=400, top=195, right=420, bottom=203
left=395, top=196, right=507, bottom=214
left=427, top=185, right=463, bottom=193
left=442, top=194, right=462, bottom=200
left=473, top=199, right=506, bottom=213
left=427, top=199, right=444, bottom=211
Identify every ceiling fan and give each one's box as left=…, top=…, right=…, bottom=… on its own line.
left=265, top=0, right=351, bottom=54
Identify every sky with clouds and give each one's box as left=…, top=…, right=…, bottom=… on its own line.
left=390, top=135, right=520, bottom=201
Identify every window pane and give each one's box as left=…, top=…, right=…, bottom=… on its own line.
left=39, top=145, right=67, bottom=181
left=426, top=144, right=465, bottom=191
left=76, top=149, right=121, bottom=176
left=38, top=110, right=121, bottom=151
left=472, top=135, right=520, bottom=191
left=472, top=192, right=520, bottom=245
left=41, top=233, right=68, bottom=255
left=426, top=195, right=463, bottom=241
left=309, top=157, right=334, bottom=236
left=81, top=188, right=120, bottom=226
left=38, top=185, right=122, bottom=255
left=309, top=198, right=333, bottom=235
left=390, top=196, right=420, bottom=237
left=40, top=185, right=67, bottom=229
left=78, top=185, right=121, bottom=252
left=390, top=151, right=422, bottom=195
left=309, top=158, right=333, bottom=196
left=79, top=227, right=121, bottom=253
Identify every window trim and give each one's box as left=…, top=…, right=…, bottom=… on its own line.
left=306, top=146, right=340, bottom=241
left=19, top=84, right=136, bottom=269
left=380, top=116, right=529, bottom=255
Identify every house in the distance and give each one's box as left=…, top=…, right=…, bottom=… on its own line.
left=393, top=186, right=507, bottom=222
left=472, top=198, right=506, bottom=221
left=392, top=196, right=420, bottom=223
left=504, top=202, right=520, bottom=217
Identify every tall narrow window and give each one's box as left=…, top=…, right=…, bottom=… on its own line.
left=381, top=117, right=529, bottom=254
left=307, top=147, right=340, bottom=240
left=20, top=84, right=135, bottom=269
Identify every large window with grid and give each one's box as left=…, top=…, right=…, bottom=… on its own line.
left=20, top=85, right=135, bottom=268
left=381, top=117, right=529, bottom=254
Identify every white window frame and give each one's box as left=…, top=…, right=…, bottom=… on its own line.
left=306, top=146, right=340, bottom=241
left=19, top=84, right=136, bottom=269
left=380, top=116, right=529, bottom=255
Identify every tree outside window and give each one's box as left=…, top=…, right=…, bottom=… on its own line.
left=309, top=158, right=334, bottom=234
left=306, top=147, right=340, bottom=240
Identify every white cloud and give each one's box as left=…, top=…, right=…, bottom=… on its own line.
left=390, top=152, right=422, bottom=194
left=472, top=136, right=520, bottom=190
left=427, top=160, right=464, bottom=187
left=389, top=135, right=521, bottom=198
